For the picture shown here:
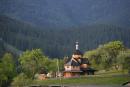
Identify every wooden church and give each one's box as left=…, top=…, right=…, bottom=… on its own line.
left=63, top=42, right=96, bottom=78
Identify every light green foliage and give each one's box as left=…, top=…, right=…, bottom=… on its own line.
left=11, top=73, right=32, bottom=87
left=19, top=49, right=59, bottom=78
left=19, top=49, right=47, bottom=78
left=0, top=62, right=8, bottom=86
left=59, top=59, right=64, bottom=71
left=47, top=59, right=64, bottom=73
left=84, top=49, right=102, bottom=69
left=0, top=53, right=16, bottom=86
left=102, top=41, right=125, bottom=68
left=117, top=50, right=130, bottom=73
left=84, top=41, right=125, bottom=70
left=1, top=53, right=16, bottom=79
left=47, top=59, right=57, bottom=72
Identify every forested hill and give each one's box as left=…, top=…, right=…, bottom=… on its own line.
left=0, top=0, right=130, bottom=28
left=0, top=15, right=130, bottom=58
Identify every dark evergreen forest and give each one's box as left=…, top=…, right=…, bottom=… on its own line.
left=0, top=15, right=130, bottom=58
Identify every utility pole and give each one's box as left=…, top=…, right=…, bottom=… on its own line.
left=57, top=59, right=63, bottom=87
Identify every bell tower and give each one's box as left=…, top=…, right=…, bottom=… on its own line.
left=76, top=41, right=79, bottom=50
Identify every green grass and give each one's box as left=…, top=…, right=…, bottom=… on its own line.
left=30, top=70, right=130, bottom=86
left=32, top=76, right=130, bottom=86
left=95, top=70, right=128, bottom=76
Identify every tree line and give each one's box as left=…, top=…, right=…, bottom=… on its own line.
left=1, top=15, right=130, bottom=58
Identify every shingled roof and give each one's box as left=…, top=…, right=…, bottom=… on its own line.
left=65, top=59, right=80, bottom=66
left=81, top=58, right=90, bottom=64
left=73, top=50, right=83, bottom=55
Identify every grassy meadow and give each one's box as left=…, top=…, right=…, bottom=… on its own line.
left=31, top=70, right=130, bottom=86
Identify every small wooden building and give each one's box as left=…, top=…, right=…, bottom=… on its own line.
left=37, top=67, right=47, bottom=80
left=63, top=42, right=96, bottom=78
left=63, top=58, right=82, bottom=78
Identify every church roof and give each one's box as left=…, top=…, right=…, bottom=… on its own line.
left=65, top=59, right=80, bottom=66
left=65, top=57, right=90, bottom=66
left=81, top=58, right=90, bottom=64
left=73, top=50, right=83, bottom=55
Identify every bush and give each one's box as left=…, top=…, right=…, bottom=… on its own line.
left=11, top=73, right=32, bottom=87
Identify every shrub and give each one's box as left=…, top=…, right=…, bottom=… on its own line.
left=11, top=73, right=32, bottom=87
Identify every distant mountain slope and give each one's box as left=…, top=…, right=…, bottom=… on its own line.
left=0, top=0, right=130, bottom=29
left=0, top=39, right=22, bottom=57
left=0, top=15, right=130, bottom=58
left=0, top=39, right=5, bottom=57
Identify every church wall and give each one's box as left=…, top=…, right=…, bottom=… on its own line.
left=72, top=54, right=81, bottom=59
left=64, top=66, right=72, bottom=71
left=80, top=64, right=88, bottom=68
left=63, top=72, right=80, bottom=78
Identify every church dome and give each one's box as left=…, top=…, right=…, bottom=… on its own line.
left=73, top=50, right=83, bottom=55
left=73, top=41, right=83, bottom=56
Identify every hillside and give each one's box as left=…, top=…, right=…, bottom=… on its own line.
left=0, top=0, right=130, bottom=29
left=0, top=15, right=130, bottom=58
left=0, top=39, right=5, bottom=57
